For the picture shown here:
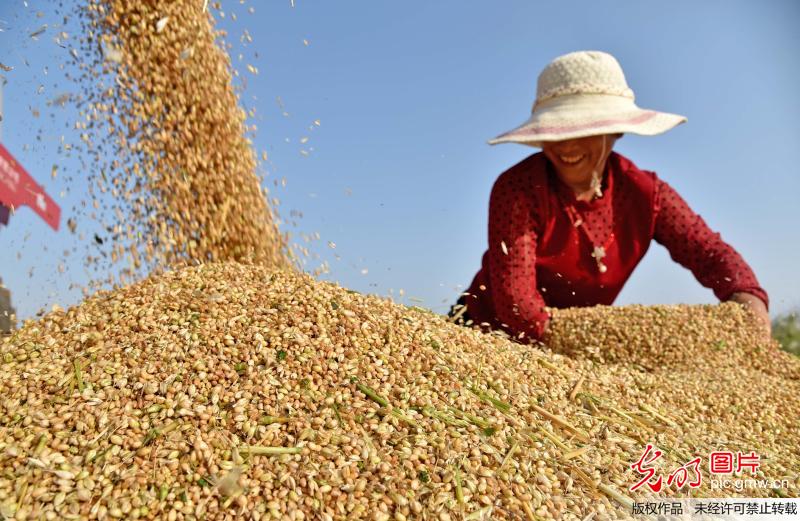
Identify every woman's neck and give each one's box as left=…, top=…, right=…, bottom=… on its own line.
left=558, top=175, right=599, bottom=201
left=572, top=183, right=596, bottom=201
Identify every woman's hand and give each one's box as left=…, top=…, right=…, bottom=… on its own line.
left=729, top=292, right=771, bottom=336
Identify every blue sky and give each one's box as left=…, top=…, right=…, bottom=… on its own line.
left=1, top=0, right=798, bottom=321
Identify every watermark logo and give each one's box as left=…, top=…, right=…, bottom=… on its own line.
left=630, top=444, right=703, bottom=493
left=629, top=444, right=788, bottom=493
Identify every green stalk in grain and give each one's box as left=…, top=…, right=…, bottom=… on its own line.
left=454, top=464, right=465, bottom=504
left=241, top=445, right=302, bottom=456
left=16, top=479, right=29, bottom=513
left=453, top=409, right=494, bottom=431
left=422, top=407, right=470, bottom=428
left=258, top=415, right=290, bottom=426
left=607, top=406, right=648, bottom=428
left=143, top=420, right=181, bottom=446
left=33, top=434, right=48, bottom=456
left=86, top=448, right=109, bottom=464
left=330, top=401, right=344, bottom=428
left=468, top=385, right=511, bottom=413
left=355, top=381, right=390, bottom=408
left=639, top=403, right=678, bottom=427
left=73, top=359, right=85, bottom=392
left=628, top=411, right=661, bottom=430
left=389, top=408, right=418, bottom=428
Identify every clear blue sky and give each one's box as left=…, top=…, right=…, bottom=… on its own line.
left=1, top=0, right=798, bottom=321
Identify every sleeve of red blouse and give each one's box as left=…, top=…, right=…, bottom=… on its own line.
left=653, top=178, right=769, bottom=308
left=487, top=171, right=550, bottom=340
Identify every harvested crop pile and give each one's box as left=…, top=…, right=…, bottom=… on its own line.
left=1, top=263, right=798, bottom=520
left=546, top=304, right=796, bottom=377
left=73, top=0, right=287, bottom=278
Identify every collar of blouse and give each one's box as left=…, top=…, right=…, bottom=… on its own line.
left=547, top=154, right=616, bottom=209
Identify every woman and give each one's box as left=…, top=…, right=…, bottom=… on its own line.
left=451, top=50, right=770, bottom=341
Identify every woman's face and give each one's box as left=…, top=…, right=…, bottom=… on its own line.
left=541, top=134, right=620, bottom=190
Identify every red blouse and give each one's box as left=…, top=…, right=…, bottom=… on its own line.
left=463, top=151, right=768, bottom=341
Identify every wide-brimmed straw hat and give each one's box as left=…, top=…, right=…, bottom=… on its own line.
left=488, top=50, right=686, bottom=147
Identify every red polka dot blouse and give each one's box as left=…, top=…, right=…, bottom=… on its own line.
left=462, top=151, right=768, bottom=341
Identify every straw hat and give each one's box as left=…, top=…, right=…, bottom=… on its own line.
left=488, top=50, right=686, bottom=147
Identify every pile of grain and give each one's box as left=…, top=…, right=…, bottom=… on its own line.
left=1, top=263, right=798, bottom=520
left=546, top=304, right=791, bottom=376
left=72, top=0, right=287, bottom=279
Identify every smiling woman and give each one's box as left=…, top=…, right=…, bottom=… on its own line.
left=450, top=50, right=770, bottom=341
left=540, top=134, right=621, bottom=202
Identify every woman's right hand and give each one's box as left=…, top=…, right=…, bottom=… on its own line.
left=729, top=292, right=771, bottom=337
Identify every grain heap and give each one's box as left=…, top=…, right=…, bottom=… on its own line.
left=73, top=0, right=287, bottom=278
left=1, top=263, right=798, bottom=520
left=546, top=304, right=793, bottom=375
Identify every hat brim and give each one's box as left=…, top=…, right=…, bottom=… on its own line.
left=488, top=95, right=687, bottom=147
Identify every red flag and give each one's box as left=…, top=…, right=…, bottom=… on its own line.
left=0, top=142, right=60, bottom=231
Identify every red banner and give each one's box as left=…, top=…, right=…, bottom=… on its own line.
left=0, top=142, right=60, bottom=231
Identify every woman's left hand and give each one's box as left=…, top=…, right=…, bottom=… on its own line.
left=729, top=292, right=771, bottom=336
